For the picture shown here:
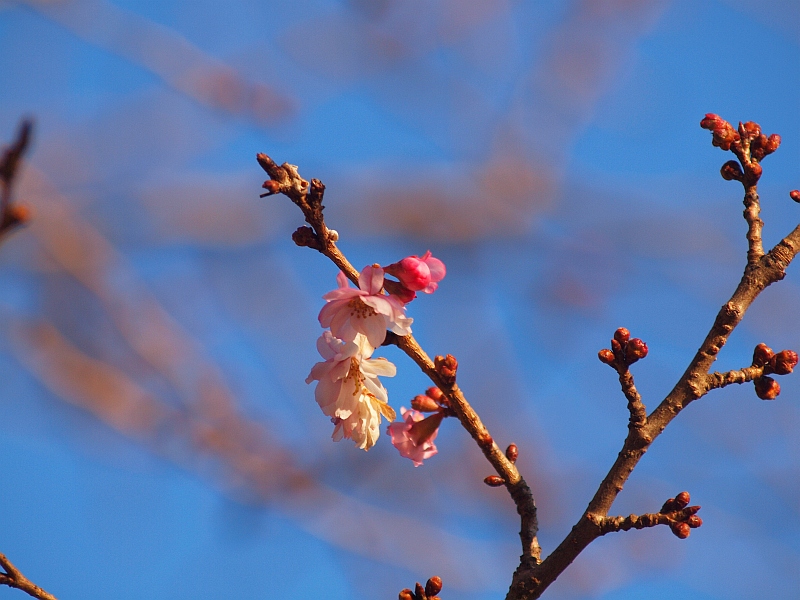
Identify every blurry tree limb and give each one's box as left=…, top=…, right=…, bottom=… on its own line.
left=0, top=119, right=32, bottom=242
left=19, top=0, right=294, bottom=125
left=0, top=552, right=57, bottom=600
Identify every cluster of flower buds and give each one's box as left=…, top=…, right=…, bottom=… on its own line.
left=598, top=328, right=648, bottom=368
left=435, top=354, right=458, bottom=385
left=399, top=576, right=443, bottom=600
left=751, top=343, right=798, bottom=400
left=700, top=115, right=781, bottom=185
left=660, top=491, right=703, bottom=539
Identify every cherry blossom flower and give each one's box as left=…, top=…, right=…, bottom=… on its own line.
left=387, top=407, right=444, bottom=466
left=384, top=251, right=446, bottom=295
left=306, top=331, right=397, bottom=450
left=318, top=266, right=412, bottom=349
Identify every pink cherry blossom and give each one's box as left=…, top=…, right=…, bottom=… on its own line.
left=306, top=331, right=397, bottom=450
left=384, top=251, right=446, bottom=295
left=387, top=407, right=443, bottom=467
left=318, top=266, right=412, bottom=349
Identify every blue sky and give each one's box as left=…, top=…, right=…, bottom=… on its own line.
left=1, top=1, right=799, bottom=599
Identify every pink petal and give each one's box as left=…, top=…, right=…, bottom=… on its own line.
left=361, top=315, right=388, bottom=349
left=359, top=265, right=385, bottom=295
left=424, top=254, right=446, bottom=283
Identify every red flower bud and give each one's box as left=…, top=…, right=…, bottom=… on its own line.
left=625, top=338, right=648, bottom=364
left=425, top=576, right=443, bottom=597
left=754, top=376, right=780, bottom=400
left=752, top=343, right=774, bottom=367
left=426, top=387, right=444, bottom=403
left=614, top=327, right=630, bottom=344
left=484, top=475, right=505, bottom=487
left=598, top=349, right=616, bottom=365
left=674, top=491, right=690, bottom=509
left=611, top=339, right=622, bottom=353
left=790, top=190, right=800, bottom=203
left=671, top=522, right=691, bottom=539
left=764, top=133, right=781, bottom=154
left=700, top=113, right=724, bottom=130
left=399, top=589, right=414, bottom=600
left=720, top=160, right=743, bottom=181
left=742, top=121, right=761, bottom=138
left=506, top=443, right=518, bottom=463
left=415, top=582, right=426, bottom=600
left=771, top=349, right=798, bottom=375
left=435, top=354, right=458, bottom=385
left=687, top=515, right=703, bottom=528
left=261, top=179, right=281, bottom=195
left=411, top=394, right=441, bottom=413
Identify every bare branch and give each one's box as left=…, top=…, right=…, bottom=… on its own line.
left=0, top=552, right=58, bottom=600
left=257, top=153, right=543, bottom=563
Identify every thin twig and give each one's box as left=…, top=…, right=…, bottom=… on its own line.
left=0, top=552, right=58, bottom=600
left=257, top=153, right=542, bottom=562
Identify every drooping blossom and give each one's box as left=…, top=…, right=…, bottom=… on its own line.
left=384, top=251, right=446, bottom=296
left=319, top=266, right=412, bottom=349
left=387, top=407, right=444, bottom=467
left=306, top=331, right=396, bottom=450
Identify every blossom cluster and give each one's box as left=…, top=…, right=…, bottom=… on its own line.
left=306, top=253, right=446, bottom=460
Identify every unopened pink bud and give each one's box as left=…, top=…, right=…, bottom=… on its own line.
left=384, top=251, right=446, bottom=294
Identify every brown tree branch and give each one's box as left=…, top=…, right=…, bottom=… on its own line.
left=505, top=116, right=800, bottom=599
left=257, top=153, right=542, bottom=563
left=257, top=114, right=797, bottom=599
left=0, top=552, right=57, bottom=600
